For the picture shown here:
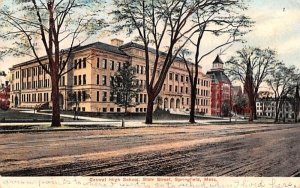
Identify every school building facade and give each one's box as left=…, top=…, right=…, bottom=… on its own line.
left=9, top=39, right=212, bottom=114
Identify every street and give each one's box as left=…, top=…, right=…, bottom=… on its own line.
left=0, top=123, right=299, bottom=176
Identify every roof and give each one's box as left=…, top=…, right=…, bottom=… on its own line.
left=206, top=70, right=231, bottom=84
left=213, top=55, right=224, bottom=64
left=12, top=41, right=128, bottom=69
left=12, top=40, right=203, bottom=69
left=120, top=42, right=202, bottom=68
left=79, top=42, right=128, bottom=56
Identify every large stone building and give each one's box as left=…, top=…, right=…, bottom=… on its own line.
left=206, top=55, right=232, bottom=116
left=9, top=39, right=212, bottom=114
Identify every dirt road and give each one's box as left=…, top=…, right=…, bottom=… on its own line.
left=0, top=124, right=299, bottom=176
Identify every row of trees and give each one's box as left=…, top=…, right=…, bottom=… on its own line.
left=1, top=1, right=298, bottom=125
left=226, top=47, right=300, bottom=123
left=0, top=0, right=253, bottom=126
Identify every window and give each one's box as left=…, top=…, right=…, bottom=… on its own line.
left=141, top=66, right=144, bottom=74
left=186, top=87, right=188, bottom=94
left=136, top=94, right=139, bottom=103
left=102, top=91, right=107, bottom=102
left=43, top=93, right=47, bottom=102
left=83, top=74, right=86, bottom=85
left=175, top=86, right=178, bottom=93
left=74, top=59, right=78, bottom=69
left=78, top=59, right=82, bottom=69
left=103, top=108, right=107, bottom=112
left=74, top=76, right=77, bottom=85
left=82, top=107, right=86, bottom=112
left=102, top=59, right=107, bottom=69
left=118, top=62, right=121, bottom=70
left=140, top=94, right=143, bottom=103
left=97, top=58, right=100, bottom=68
left=27, top=69, right=31, bottom=77
left=97, top=74, right=100, bottom=85
left=82, top=91, right=87, bottom=101
left=83, top=58, right=87, bottom=68
left=181, top=75, right=184, bottom=82
left=136, top=65, right=140, bottom=74
left=186, top=76, right=189, bottom=83
left=110, top=60, right=114, bottom=70
left=78, top=91, right=82, bottom=102
left=102, top=75, right=107, bottom=85
left=180, top=87, right=183, bottom=93
left=110, top=92, right=114, bottom=102
left=78, top=75, right=82, bottom=85
left=27, top=82, right=31, bottom=89
left=169, top=73, right=173, bottom=80
left=169, top=85, right=172, bottom=92
left=97, top=91, right=100, bottom=102
left=110, top=108, right=114, bottom=112
left=175, top=74, right=179, bottom=81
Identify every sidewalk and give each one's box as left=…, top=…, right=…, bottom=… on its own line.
left=0, top=109, right=248, bottom=130
left=20, top=110, right=114, bottom=122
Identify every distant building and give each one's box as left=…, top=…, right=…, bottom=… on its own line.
left=206, top=55, right=232, bottom=116
left=9, top=39, right=212, bottom=114
left=256, top=97, right=295, bottom=120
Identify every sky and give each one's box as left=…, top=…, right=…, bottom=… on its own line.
left=1, top=0, right=300, bottom=84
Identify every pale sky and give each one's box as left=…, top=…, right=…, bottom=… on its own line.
left=1, top=0, right=300, bottom=84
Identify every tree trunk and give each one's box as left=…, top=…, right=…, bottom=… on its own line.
left=51, top=76, right=61, bottom=127
left=124, top=105, right=128, bottom=116
left=146, top=98, right=154, bottom=124
left=253, top=102, right=257, bottom=120
left=189, top=84, right=197, bottom=124
left=247, top=93, right=255, bottom=122
left=251, top=101, right=256, bottom=120
left=274, top=112, right=278, bottom=122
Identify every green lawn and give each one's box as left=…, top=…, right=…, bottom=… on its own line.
left=0, top=109, right=72, bottom=122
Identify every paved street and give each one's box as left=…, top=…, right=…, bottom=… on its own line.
left=0, top=123, right=299, bottom=176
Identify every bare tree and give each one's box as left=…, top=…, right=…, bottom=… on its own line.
left=113, top=0, right=251, bottom=124
left=226, top=47, right=279, bottom=122
left=179, top=4, right=251, bottom=123
left=267, top=63, right=298, bottom=122
left=0, top=0, right=105, bottom=127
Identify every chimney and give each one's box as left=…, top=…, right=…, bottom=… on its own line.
left=111, top=38, right=124, bottom=47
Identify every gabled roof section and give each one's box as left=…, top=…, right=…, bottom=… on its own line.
left=213, top=55, right=224, bottom=64
left=84, top=42, right=128, bottom=56
left=12, top=41, right=129, bottom=68
left=120, top=42, right=203, bottom=68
